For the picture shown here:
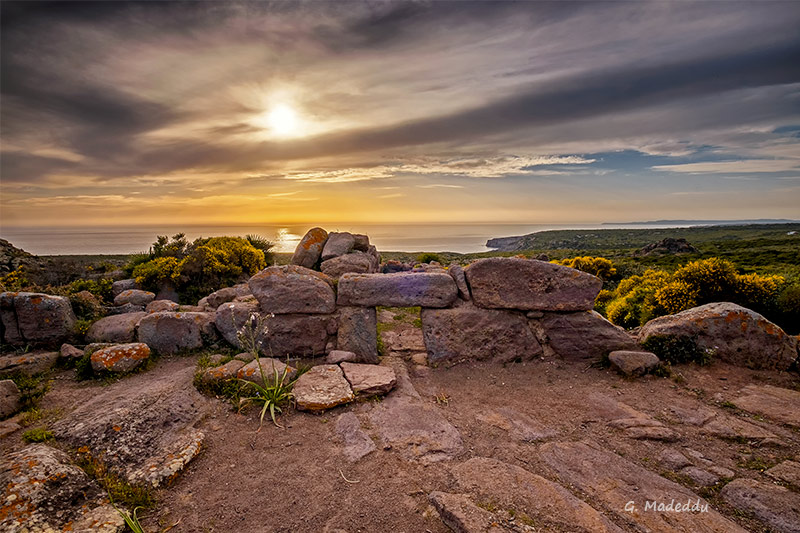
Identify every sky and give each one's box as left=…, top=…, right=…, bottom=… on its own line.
left=1, top=0, right=799, bottom=228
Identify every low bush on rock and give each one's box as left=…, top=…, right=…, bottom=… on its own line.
left=22, top=426, right=54, bottom=443
left=553, top=256, right=617, bottom=281
left=641, top=334, right=714, bottom=366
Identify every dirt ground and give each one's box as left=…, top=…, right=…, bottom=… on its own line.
left=3, top=311, right=799, bottom=533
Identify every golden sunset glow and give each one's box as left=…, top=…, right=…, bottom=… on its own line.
left=257, top=103, right=301, bottom=138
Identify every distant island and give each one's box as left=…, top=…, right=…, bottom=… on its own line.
left=602, top=219, right=798, bottom=226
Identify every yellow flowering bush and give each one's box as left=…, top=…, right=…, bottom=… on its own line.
left=553, top=256, right=617, bottom=281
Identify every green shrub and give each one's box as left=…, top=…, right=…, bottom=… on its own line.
left=246, top=234, right=275, bottom=263
left=417, top=253, right=443, bottom=264
left=641, top=334, right=713, bottom=366
left=132, top=256, right=181, bottom=292
left=605, top=269, right=670, bottom=328
left=22, top=427, right=54, bottom=443
left=67, top=278, right=114, bottom=303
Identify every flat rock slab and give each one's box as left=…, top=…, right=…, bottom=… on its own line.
left=53, top=366, right=209, bottom=488
left=368, top=361, right=462, bottom=463
left=464, top=257, right=602, bottom=311
left=638, top=302, right=798, bottom=371
left=335, top=412, right=376, bottom=462
left=86, top=312, right=146, bottom=343
left=476, top=407, right=556, bottom=443
left=321, top=252, right=374, bottom=278
left=340, top=362, right=396, bottom=395
left=91, top=342, right=151, bottom=373
left=452, top=457, right=623, bottom=532
left=0, top=351, right=58, bottom=377
left=422, top=303, right=543, bottom=364
left=539, top=441, right=748, bottom=533
left=701, top=415, right=780, bottom=442
left=588, top=394, right=680, bottom=441
left=0, top=444, right=124, bottom=533
left=721, top=478, right=800, bottom=533
left=733, top=384, right=800, bottom=428
left=199, top=359, right=245, bottom=386
left=249, top=265, right=336, bottom=314
left=767, top=460, right=800, bottom=490
left=535, top=311, right=638, bottom=362
left=337, top=271, right=457, bottom=308
left=429, top=491, right=517, bottom=533
left=294, top=364, right=354, bottom=411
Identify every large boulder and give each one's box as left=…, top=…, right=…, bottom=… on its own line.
left=249, top=265, right=336, bottom=314
left=321, top=232, right=355, bottom=261
left=336, top=306, right=378, bottom=363
left=111, top=278, right=138, bottom=297
left=291, top=227, right=329, bottom=268
left=0, top=379, right=21, bottom=418
left=293, top=364, right=354, bottom=411
left=0, top=351, right=59, bottom=377
left=113, top=288, right=155, bottom=307
left=0, top=444, right=123, bottom=532
left=465, top=257, right=602, bottom=311
left=86, top=311, right=146, bottom=343
left=214, top=301, right=258, bottom=348
left=533, top=311, right=638, bottom=361
left=0, top=291, right=76, bottom=346
left=638, top=302, right=798, bottom=371
left=421, top=302, right=542, bottom=364
left=145, top=299, right=180, bottom=313
left=320, top=252, right=375, bottom=278
left=137, top=311, right=218, bottom=354
left=91, top=342, right=151, bottom=374
left=337, top=272, right=457, bottom=308
left=205, top=286, right=238, bottom=309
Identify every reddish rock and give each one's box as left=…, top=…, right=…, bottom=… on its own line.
left=429, top=491, right=513, bottom=533
left=535, top=311, right=638, bottom=361
left=320, top=252, right=374, bottom=278
left=86, top=311, right=146, bottom=343
left=721, top=478, right=800, bottom=533
left=335, top=412, right=375, bottom=462
left=448, top=263, right=470, bottom=301
left=291, top=227, right=329, bottom=268
left=249, top=265, right=336, bottom=314
left=338, top=271, right=457, bottom=308
left=293, top=364, right=354, bottom=411
left=608, top=350, right=660, bottom=376
left=198, top=359, right=245, bottom=387
left=236, top=357, right=296, bottom=386
left=321, top=232, right=356, bottom=261
left=733, top=384, right=800, bottom=427
left=340, top=362, right=396, bottom=395
left=113, top=289, right=155, bottom=307
left=0, top=351, right=59, bottom=377
left=465, top=257, right=602, bottom=311
left=0, top=379, right=21, bottom=418
left=0, top=291, right=76, bottom=346
left=90, top=342, right=151, bottom=373
left=145, top=299, right=179, bottom=313
left=59, top=343, right=84, bottom=361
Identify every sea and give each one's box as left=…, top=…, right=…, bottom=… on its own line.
left=0, top=222, right=699, bottom=256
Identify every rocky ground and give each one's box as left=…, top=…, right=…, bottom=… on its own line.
left=2, top=308, right=799, bottom=533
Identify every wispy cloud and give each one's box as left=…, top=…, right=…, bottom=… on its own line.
left=654, top=159, right=800, bottom=174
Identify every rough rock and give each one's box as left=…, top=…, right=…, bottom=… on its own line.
left=352, top=233, right=370, bottom=251
left=338, top=271, right=457, bottom=308
left=701, top=414, right=780, bottom=442
left=421, top=303, right=542, bottom=364
left=249, top=265, right=336, bottom=314
left=476, top=407, right=556, bottom=443
left=137, top=311, right=217, bottom=354
left=0, top=291, right=76, bottom=346
left=679, top=466, right=720, bottom=487
left=214, top=300, right=258, bottom=347
left=206, top=287, right=238, bottom=309
left=106, top=302, right=145, bottom=315
left=111, top=278, right=138, bottom=296
left=721, top=478, right=800, bottom=533
left=767, top=460, right=800, bottom=489
left=661, top=402, right=717, bottom=426
left=85, top=342, right=114, bottom=355
left=658, top=448, right=692, bottom=470
left=291, top=227, right=329, bottom=268
left=638, top=302, right=798, bottom=370
left=155, top=281, right=180, bottom=303
left=86, top=311, right=146, bottom=343
left=236, top=357, right=296, bottom=386
left=340, top=362, right=396, bottom=395
left=321, top=252, right=375, bottom=278
left=91, top=343, right=151, bottom=373
left=113, top=288, right=155, bottom=307
left=326, top=350, right=359, bottom=364
left=539, top=440, right=748, bottom=532
left=465, top=258, right=602, bottom=311
left=53, top=365, right=208, bottom=488
left=429, top=491, right=516, bottom=533
left=608, top=350, right=660, bottom=376
left=535, top=311, right=638, bottom=361
left=321, top=232, right=356, bottom=261
left=293, top=364, right=354, bottom=411
left=448, top=263, right=471, bottom=301
left=0, top=379, right=21, bottom=418
left=335, top=412, right=376, bottom=462
left=368, top=359, right=463, bottom=462
left=382, top=328, right=426, bottom=352
left=635, top=237, right=699, bottom=256
left=0, top=444, right=124, bottom=533
left=588, top=394, right=679, bottom=441
left=0, top=239, right=42, bottom=276
left=336, top=306, right=378, bottom=363
left=145, top=299, right=180, bottom=313
left=382, top=259, right=412, bottom=273
left=732, top=384, right=800, bottom=427
left=0, top=351, right=58, bottom=377
left=59, top=342, right=84, bottom=361
left=451, top=457, right=623, bottom=532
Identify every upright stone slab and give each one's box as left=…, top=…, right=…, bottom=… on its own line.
left=321, top=232, right=355, bottom=261
left=1, top=292, right=76, bottom=346
left=421, top=302, right=542, bottom=364
left=291, top=227, right=328, bottom=268
left=260, top=314, right=338, bottom=358
left=249, top=265, right=336, bottom=314
left=337, top=272, right=457, bottom=308
left=535, top=311, right=638, bottom=361
left=86, top=312, right=146, bottom=343
left=320, top=252, right=374, bottom=278
left=465, top=257, right=602, bottom=311
left=639, top=302, right=798, bottom=371
left=336, top=306, right=378, bottom=363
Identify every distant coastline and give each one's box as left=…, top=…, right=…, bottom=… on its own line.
left=602, top=219, right=798, bottom=226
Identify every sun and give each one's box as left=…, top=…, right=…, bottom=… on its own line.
left=263, top=103, right=299, bottom=137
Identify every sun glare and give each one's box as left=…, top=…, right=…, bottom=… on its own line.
left=264, top=103, right=299, bottom=137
